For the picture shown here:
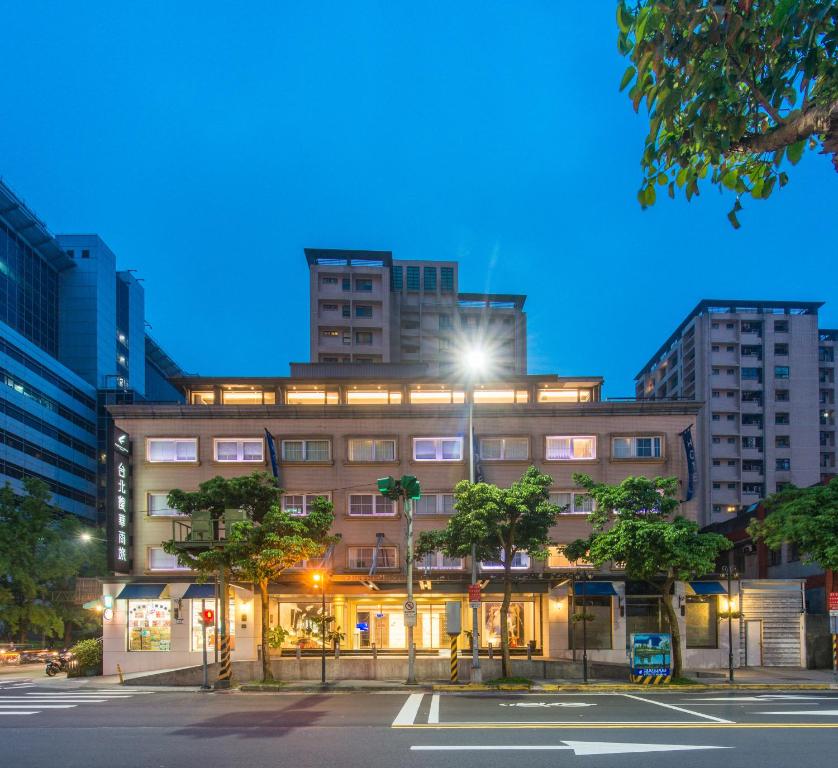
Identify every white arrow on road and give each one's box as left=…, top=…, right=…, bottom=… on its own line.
left=412, top=741, right=730, bottom=756
left=499, top=702, right=596, bottom=708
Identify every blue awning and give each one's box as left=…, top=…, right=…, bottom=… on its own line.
left=574, top=581, right=618, bottom=596
left=116, top=583, right=168, bottom=600
left=182, top=583, right=217, bottom=600
left=689, top=581, right=727, bottom=595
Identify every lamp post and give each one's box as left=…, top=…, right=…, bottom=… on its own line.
left=720, top=564, right=738, bottom=684
left=578, top=571, right=593, bottom=684
left=313, top=571, right=326, bottom=685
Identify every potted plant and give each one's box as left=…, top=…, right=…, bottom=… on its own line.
left=267, top=626, right=290, bottom=658
left=326, top=626, right=346, bottom=659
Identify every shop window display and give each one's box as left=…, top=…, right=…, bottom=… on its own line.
left=127, top=600, right=172, bottom=651
left=482, top=601, right=535, bottom=649
left=190, top=599, right=236, bottom=652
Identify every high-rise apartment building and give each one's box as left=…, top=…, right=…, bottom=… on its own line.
left=635, top=300, right=825, bottom=526
left=306, top=249, right=527, bottom=374
left=0, top=179, right=182, bottom=521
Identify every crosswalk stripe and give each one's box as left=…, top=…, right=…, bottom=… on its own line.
left=0, top=712, right=36, bottom=716
left=0, top=704, right=76, bottom=709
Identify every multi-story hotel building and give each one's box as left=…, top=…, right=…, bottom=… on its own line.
left=98, top=368, right=751, bottom=678
left=635, top=300, right=826, bottom=527
left=306, top=249, right=527, bottom=374
left=0, top=179, right=182, bottom=521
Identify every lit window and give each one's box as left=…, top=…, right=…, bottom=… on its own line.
left=190, top=391, right=215, bottom=405
left=147, top=438, right=197, bottom=463
left=413, top=437, right=463, bottom=461
left=127, top=600, right=172, bottom=651
left=537, top=388, right=591, bottom=403
left=282, top=493, right=330, bottom=516
left=221, top=390, right=268, bottom=404
left=545, top=436, right=596, bottom=460
left=547, top=546, right=594, bottom=568
left=481, top=551, right=530, bottom=570
left=214, top=439, right=264, bottom=462
left=147, top=493, right=184, bottom=517
left=281, top=439, right=331, bottom=462
left=348, top=438, right=396, bottom=462
left=285, top=390, right=338, bottom=405
left=480, top=437, right=529, bottom=460
left=419, top=552, right=463, bottom=570
left=414, top=493, right=455, bottom=515
left=409, top=389, right=465, bottom=404
left=348, top=546, right=398, bottom=569
left=348, top=494, right=395, bottom=516
left=775, top=366, right=790, bottom=379
left=550, top=491, right=594, bottom=514
left=345, top=390, right=401, bottom=405
left=612, top=436, right=662, bottom=459
left=148, top=548, right=189, bottom=571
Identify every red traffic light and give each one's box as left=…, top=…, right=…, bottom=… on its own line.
left=201, top=609, right=215, bottom=626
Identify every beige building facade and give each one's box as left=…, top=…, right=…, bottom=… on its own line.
left=101, top=371, right=744, bottom=677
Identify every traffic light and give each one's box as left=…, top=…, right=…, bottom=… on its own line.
left=201, top=609, right=215, bottom=626
left=377, top=476, right=400, bottom=500
left=401, top=475, right=421, bottom=500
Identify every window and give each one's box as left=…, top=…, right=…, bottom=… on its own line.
left=148, top=548, right=189, bottom=571
left=775, top=366, right=790, bottom=379
left=348, top=494, right=395, bottom=516
left=281, top=439, right=331, bottom=462
left=742, top=367, right=762, bottom=381
left=213, top=439, right=263, bottom=462
left=545, top=436, right=596, bottom=460
left=345, top=390, right=402, bottom=405
left=473, top=389, right=529, bottom=404
left=776, top=435, right=790, bottom=448
left=480, top=437, right=529, bottom=460
left=347, top=546, right=398, bottom=569
left=726, top=345, right=735, bottom=352
left=612, top=436, right=662, bottom=459
left=712, top=390, right=720, bottom=398
left=322, top=303, right=338, bottom=312
left=414, top=493, right=455, bottom=516
left=355, top=278, right=373, bottom=292
left=550, top=491, right=594, bottom=514
left=409, top=389, right=465, bottom=404
left=127, top=600, right=172, bottom=651
left=712, top=437, right=720, bottom=444
left=355, top=305, right=373, bottom=318
left=355, top=331, right=373, bottom=345
left=348, top=438, right=396, bottom=462
left=286, top=390, right=339, bottom=405
left=190, top=598, right=235, bottom=652
left=787, top=543, right=800, bottom=562
left=419, top=552, right=463, bottom=570
left=742, top=436, right=763, bottom=450
left=413, top=437, right=463, bottom=461
left=439, top=314, right=452, bottom=329
left=711, top=345, right=720, bottom=352
left=712, top=368, right=720, bottom=375
left=440, top=267, right=454, bottom=292
left=147, top=492, right=183, bottom=517
left=190, top=391, right=215, bottom=405
left=775, top=412, right=790, bottom=425
left=342, top=304, right=350, bottom=317
left=776, top=458, right=791, bottom=471
left=547, top=546, right=593, bottom=568
left=742, top=483, right=763, bottom=495
left=147, top=438, right=197, bottom=463
left=686, top=597, right=718, bottom=648
left=726, top=322, right=735, bottom=329
left=342, top=277, right=351, bottom=291
left=742, top=414, right=763, bottom=427
left=774, top=343, right=788, bottom=356
left=391, top=266, right=403, bottom=290
left=712, top=414, right=720, bottom=421
left=775, top=389, right=789, bottom=402
left=728, top=437, right=737, bottom=444
left=321, top=276, right=338, bottom=286
left=774, top=320, right=788, bottom=332
left=423, top=267, right=437, bottom=291
left=281, top=493, right=329, bottom=516
left=321, top=329, right=340, bottom=337
left=481, top=551, right=531, bottom=570
left=406, top=266, right=420, bottom=291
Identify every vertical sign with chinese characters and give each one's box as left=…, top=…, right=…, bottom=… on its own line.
left=108, top=425, right=132, bottom=574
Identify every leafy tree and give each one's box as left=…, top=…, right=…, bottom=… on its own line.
left=617, top=1, right=838, bottom=227
left=0, top=479, right=101, bottom=644
left=163, top=472, right=336, bottom=682
left=747, top=477, right=838, bottom=570
left=416, top=466, right=561, bottom=678
left=565, top=474, right=730, bottom=677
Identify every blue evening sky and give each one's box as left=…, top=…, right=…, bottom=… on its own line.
left=2, top=1, right=835, bottom=395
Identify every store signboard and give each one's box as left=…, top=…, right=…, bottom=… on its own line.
left=107, top=425, right=132, bottom=574
left=828, top=592, right=838, bottom=613
left=630, top=633, right=672, bottom=678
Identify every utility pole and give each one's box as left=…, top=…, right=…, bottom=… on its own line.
left=405, top=495, right=416, bottom=686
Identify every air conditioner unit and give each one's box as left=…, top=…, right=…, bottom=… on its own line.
left=743, top=544, right=756, bottom=554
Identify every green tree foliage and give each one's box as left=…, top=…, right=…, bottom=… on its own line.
left=162, top=472, right=337, bottom=682
left=618, top=1, right=838, bottom=227
left=416, top=467, right=562, bottom=678
left=566, top=474, right=730, bottom=676
left=0, top=479, right=103, bottom=644
left=747, top=477, right=838, bottom=570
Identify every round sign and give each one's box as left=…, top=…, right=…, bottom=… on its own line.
left=403, top=600, right=416, bottom=612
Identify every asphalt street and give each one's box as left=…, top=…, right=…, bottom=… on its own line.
left=1, top=676, right=837, bottom=768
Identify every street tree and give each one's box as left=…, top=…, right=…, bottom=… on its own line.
left=0, top=479, right=102, bottom=644
left=416, top=466, right=561, bottom=678
left=564, top=474, right=730, bottom=677
left=617, top=1, right=838, bottom=227
left=747, top=477, right=838, bottom=571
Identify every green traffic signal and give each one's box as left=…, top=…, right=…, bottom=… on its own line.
left=401, top=474, right=421, bottom=500
left=377, top=476, right=395, bottom=496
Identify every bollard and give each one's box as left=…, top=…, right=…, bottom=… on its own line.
left=335, top=644, right=340, bottom=661
left=450, top=636, right=458, bottom=682
left=488, top=642, right=493, bottom=660
left=296, top=645, right=301, bottom=661
left=526, top=644, right=532, bottom=662
left=116, top=664, right=124, bottom=685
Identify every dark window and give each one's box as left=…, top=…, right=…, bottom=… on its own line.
left=819, top=347, right=834, bottom=362
left=355, top=305, right=373, bottom=318
left=423, top=267, right=437, bottom=291
left=406, top=266, right=420, bottom=291
left=776, top=458, right=791, bottom=471
left=342, top=305, right=350, bottom=317
left=355, top=278, right=373, bottom=292
left=775, top=389, right=789, bottom=402
left=776, top=435, right=790, bottom=448
left=439, top=314, right=452, bottom=329
left=742, top=368, right=762, bottom=381
left=342, top=277, right=351, bottom=291
left=775, top=366, right=790, bottom=379
left=774, top=320, right=788, bottom=332
left=391, top=266, right=403, bottom=291
left=81, top=249, right=90, bottom=258
left=787, top=543, right=800, bottom=562
left=775, top=412, right=790, bottom=425
left=769, top=548, right=782, bottom=566
left=440, top=267, right=454, bottom=292
left=774, top=343, right=788, bottom=356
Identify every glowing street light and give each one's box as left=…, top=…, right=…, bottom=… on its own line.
left=312, top=570, right=326, bottom=684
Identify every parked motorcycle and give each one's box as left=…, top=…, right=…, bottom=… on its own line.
left=45, top=653, right=71, bottom=676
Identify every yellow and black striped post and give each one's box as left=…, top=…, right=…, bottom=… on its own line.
left=449, top=635, right=458, bottom=683
left=631, top=673, right=671, bottom=685
left=832, top=634, right=836, bottom=681
left=218, top=635, right=232, bottom=685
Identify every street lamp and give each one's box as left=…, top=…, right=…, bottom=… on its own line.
left=576, top=571, right=594, bottom=684
left=312, top=570, right=326, bottom=685
left=79, top=532, right=105, bottom=543
left=720, top=564, right=740, bottom=684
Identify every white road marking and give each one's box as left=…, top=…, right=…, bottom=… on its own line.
left=1, top=698, right=109, bottom=703
left=392, top=693, right=424, bottom=726
left=622, top=693, right=733, bottom=723
left=428, top=694, right=440, bottom=724
left=411, top=741, right=729, bottom=756
left=0, top=712, right=36, bottom=716
left=0, top=704, right=76, bottom=709
left=499, top=702, right=596, bottom=708
left=755, top=710, right=838, bottom=716
left=690, top=696, right=835, bottom=702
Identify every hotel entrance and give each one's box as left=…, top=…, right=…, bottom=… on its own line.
left=351, top=601, right=452, bottom=651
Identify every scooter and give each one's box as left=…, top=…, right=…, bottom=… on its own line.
left=45, top=653, right=71, bottom=676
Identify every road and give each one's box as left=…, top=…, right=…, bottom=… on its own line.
left=1, top=675, right=837, bottom=767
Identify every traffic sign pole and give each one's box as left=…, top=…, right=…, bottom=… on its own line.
left=405, top=496, right=416, bottom=686
left=200, top=599, right=210, bottom=690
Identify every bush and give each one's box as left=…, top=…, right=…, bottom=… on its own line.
left=69, top=638, right=102, bottom=675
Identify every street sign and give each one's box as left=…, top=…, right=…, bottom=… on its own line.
left=629, top=633, right=672, bottom=683
left=468, top=584, right=481, bottom=608
left=404, top=599, right=417, bottom=627
left=828, top=592, right=838, bottom=612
